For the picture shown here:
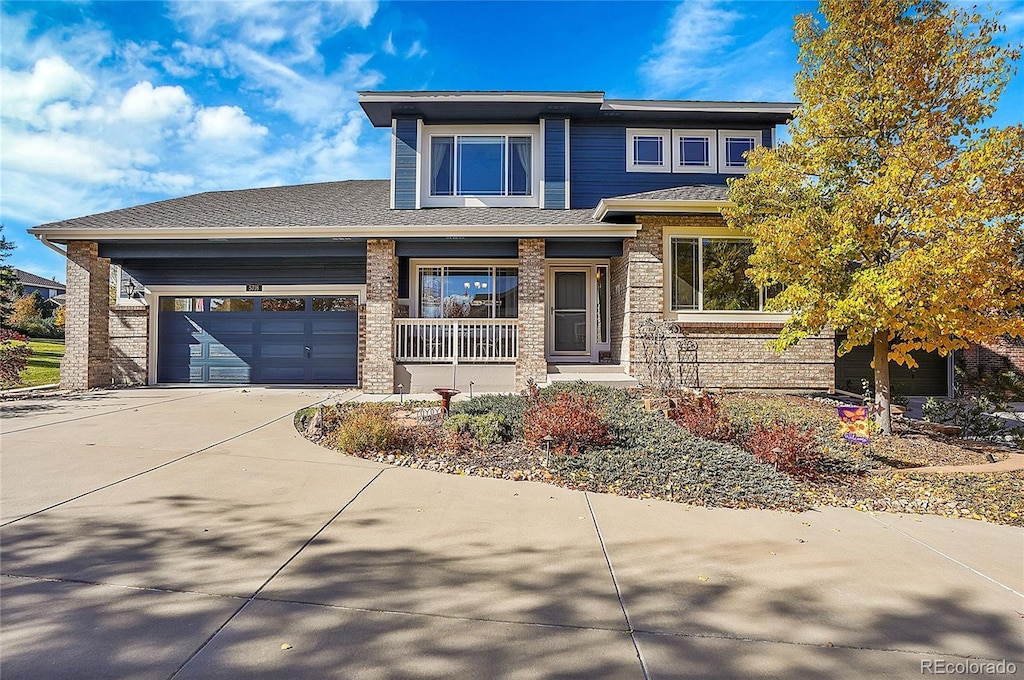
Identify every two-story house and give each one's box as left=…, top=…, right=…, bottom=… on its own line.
left=32, top=90, right=865, bottom=394
left=13, top=269, right=66, bottom=310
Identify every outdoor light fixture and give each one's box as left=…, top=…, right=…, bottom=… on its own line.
left=125, top=279, right=138, bottom=299
left=542, top=434, right=556, bottom=467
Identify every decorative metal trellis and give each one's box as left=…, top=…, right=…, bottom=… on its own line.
left=635, top=317, right=700, bottom=393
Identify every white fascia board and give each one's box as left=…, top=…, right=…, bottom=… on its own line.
left=31, top=224, right=640, bottom=240
left=592, top=198, right=734, bottom=221
left=603, top=100, right=798, bottom=115
left=359, top=91, right=605, bottom=105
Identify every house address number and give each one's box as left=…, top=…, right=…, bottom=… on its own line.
left=246, top=284, right=263, bottom=291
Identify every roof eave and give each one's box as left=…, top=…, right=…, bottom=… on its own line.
left=592, top=198, right=735, bottom=222
left=30, top=223, right=640, bottom=242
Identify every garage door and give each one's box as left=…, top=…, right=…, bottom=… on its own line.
left=157, top=295, right=358, bottom=384
left=834, top=339, right=949, bottom=397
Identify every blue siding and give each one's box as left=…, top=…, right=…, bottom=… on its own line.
left=100, top=240, right=365, bottom=259
left=121, top=257, right=366, bottom=286
left=762, top=128, right=773, bottom=148
left=546, top=240, right=623, bottom=258
left=543, top=117, right=567, bottom=209
left=569, top=123, right=771, bottom=209
left=394, top=117, right=418, bottom=209
left=394, top=239, right=519, bottom=258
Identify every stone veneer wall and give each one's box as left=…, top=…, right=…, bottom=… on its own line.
left=363, top=239, right=396, bottom=393
left=109, top=306, right=148, bottom=385
left=515, top=238, right=547, bottom=390
left=62, top=241, right=111, bottom=389
left=614, top=215, right=834, bottom=391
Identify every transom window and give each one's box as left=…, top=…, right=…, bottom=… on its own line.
left=626, top=128, right=671, bottom=173
left=670, top=237, right=776, bottom=311
left=418, top=266, right=519, bottom=318
left=430, top=135, right=532, bottom=197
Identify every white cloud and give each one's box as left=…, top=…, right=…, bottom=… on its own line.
left=1, top=56, right=94, bottom=123
left=405, top=40, right=427, bottom=59
left=383, top=31, right=396, bottom=55
left=120, top=81, right=194, bottom=123
left=194, top=105, right=268, bottom=142
left=639, top=0, right=795, bottom=100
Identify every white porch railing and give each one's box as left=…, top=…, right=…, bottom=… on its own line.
left=394, top=319, right=518, bottom=364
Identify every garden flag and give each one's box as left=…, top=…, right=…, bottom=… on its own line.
left=837, top=405, right=871, bottom=444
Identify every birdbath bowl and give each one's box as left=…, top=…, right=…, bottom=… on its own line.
left=433, top=388, right=460, bottom=415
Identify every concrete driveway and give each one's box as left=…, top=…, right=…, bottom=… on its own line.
left=1, top=387, right=1021, bottom=679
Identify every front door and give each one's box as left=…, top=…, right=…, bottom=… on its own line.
left=549, top=268, right=590, bottom=357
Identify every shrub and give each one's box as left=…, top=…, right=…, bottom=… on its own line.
left=0, top=328, right=31, bottom=388
left=329, top=404, right=401, bottom=454
left=742, top=422, right=821, bottom=479
left=450, top=394, right=527, bottom=438
left=523, top=391, right=612, bottom=456
left=443, top=412, right=511, bottom=445
left=671, top=393, right=734, bottom=442
left=922, top=395, right=1009, bottom=442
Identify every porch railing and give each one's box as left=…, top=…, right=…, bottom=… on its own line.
left=394, top=318, right=518, bottom=364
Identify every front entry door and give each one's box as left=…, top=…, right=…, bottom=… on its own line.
left=550, top=268, right=590, bottom=356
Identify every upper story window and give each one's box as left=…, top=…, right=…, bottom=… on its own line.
left=421, top=125, right=539, bottom=207
left=430, top=135, right=531, bottom=197
left=626, top=128, right=671, bottom=173
left=672, top=129, right=716, bottom=173
left=719, top=130, right=759, bottom=173
left=627, top=128, right=763, bottom=174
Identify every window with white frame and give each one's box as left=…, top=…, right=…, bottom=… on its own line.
left=626, top=128, right=671, bottom=173
left=429, top=135, right=532, bottom=197
left=672, top=130, right=717, bottom=173
left=417, top=265, right=519, bottom=319
left=670, top=237, right=777, bottom=311
left=718, top=130, right=760, bottom=173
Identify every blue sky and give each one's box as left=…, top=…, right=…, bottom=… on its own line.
left=2, top=0, right=1022, bottom=281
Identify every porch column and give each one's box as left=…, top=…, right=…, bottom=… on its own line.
left=614, top=220, right=664, bottom=373
left=515, top=238, right=546, bottom=390
left=364, top=238, right=396, bottom=394
left=62, top=241, right=111, bottom=389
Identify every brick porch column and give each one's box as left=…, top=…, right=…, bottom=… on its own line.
left=363, top=238, right=396, bottom=394
left=619, top=220, right=664, bottom=374
left=515, top=238, right=547, bottom=390
left=62, top=241, right=111, bottom=389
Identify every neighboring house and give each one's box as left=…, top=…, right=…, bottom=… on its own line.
left=14, top=268, right=65, bottom=300
left=13, top=268, right=66, bottom=313
left=28, top=90, right=951, bottom=395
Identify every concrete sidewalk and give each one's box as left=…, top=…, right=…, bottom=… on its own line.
left=1, top=387, right=1022, bottom=679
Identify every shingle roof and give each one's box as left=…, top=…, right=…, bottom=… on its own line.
left=611, top=185, right=730, bottom=201
left=34, top=180, right=603, bottom=232
left=14, top=268, right=65, bottom=290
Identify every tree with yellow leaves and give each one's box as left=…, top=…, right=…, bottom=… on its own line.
left=725, top=0, right=1024, bottom=434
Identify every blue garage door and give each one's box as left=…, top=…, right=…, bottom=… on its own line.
left=158, top=295, right=358, bottom=384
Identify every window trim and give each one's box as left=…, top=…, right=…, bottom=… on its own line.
left=626, top=128, right=671, bottom=173
left=671, top=129, right=718, bottom=173
left=661, top=226, right=789, bottom=322
left=420, top=124, right=541, bottom=208
left=718, top=129, right=761, bottom=174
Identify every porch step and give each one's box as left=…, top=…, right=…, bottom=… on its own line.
left=544, top=364, right=639, bottom=388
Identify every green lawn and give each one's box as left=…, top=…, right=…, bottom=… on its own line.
left=18, top=338, right=64, bottom=387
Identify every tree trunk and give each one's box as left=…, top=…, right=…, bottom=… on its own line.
left=873, top=331, right=892, bottom=435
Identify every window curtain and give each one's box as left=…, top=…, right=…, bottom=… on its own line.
left=431, top=137, right=453, bottom=196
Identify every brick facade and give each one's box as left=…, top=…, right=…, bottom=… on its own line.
left=515, top=238, right=547, bottom=390
left=961, top=338, right=1024, bottom=378
left=612, top=215, right=834, bottom=391
left=62, top=241, right=111, bottom=389
left=363, top=239, right=396, bottom=394
left=109, top=306, right=148, bottom=385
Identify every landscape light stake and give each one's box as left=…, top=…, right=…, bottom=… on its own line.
left=542, top=434, right=555, bottom=467
left=397, top=383, right=404, bottom=404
